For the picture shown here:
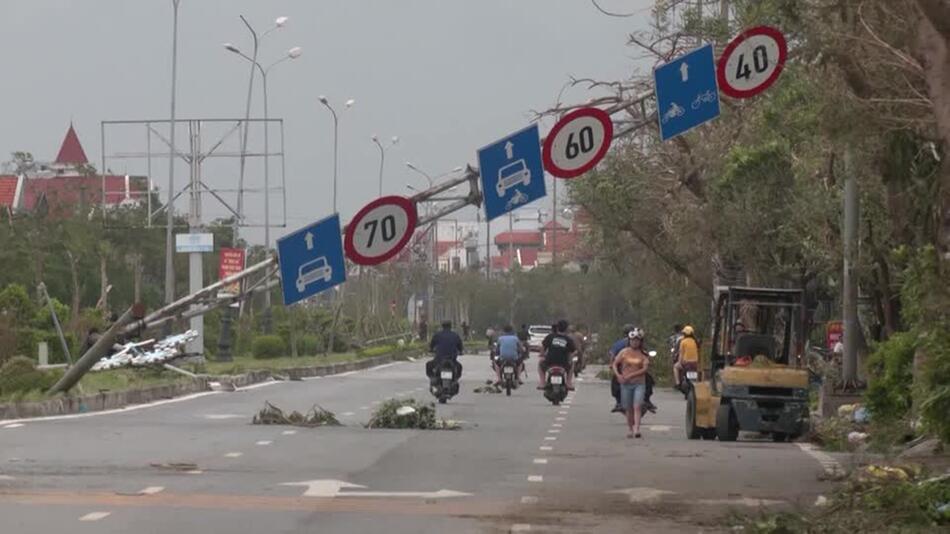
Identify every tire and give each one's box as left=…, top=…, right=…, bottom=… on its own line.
left=716, top=403, right=739, bottom=442
left=506, top=383, right=512, bottom=396
left=438, top=397, right=447, bottom=404
left=685, top=389, right=701, bottom=440
left=552, top=399, right=560, bottom=406
left=772, top=432, right=788, bottom=443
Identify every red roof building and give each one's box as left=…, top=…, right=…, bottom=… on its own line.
left=54, top=124, right=89, bottom=166
left=0, top=175, right=22, bottom=209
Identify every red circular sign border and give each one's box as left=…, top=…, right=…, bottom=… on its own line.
left=542, top=107, right=614, bottom=179
left=344, top=195, right=418, bottom=266
left=716, top=25, right=788, bottom=99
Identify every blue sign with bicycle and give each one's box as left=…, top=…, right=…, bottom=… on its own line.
left=478, top=123, right=547, bottom=221
left=276, top=214, right=346, bottom=306
left=654, top=43, right=720, bottom=141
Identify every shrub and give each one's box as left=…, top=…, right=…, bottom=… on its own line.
left=865, top=331, right=916, bottom=421
left=251, top=335, right=286, bottom=359
left=0, top=356, right=60, bottom=397
left=296, top=335, right=320, bottom=356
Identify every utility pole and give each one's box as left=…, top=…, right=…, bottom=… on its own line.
left=552, top=176, right=558, bottom=267
left=842, top=148, right=860, bottom=389
left=164, top=0, right=181, bottom=314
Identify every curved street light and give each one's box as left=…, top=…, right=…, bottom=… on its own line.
left=372, top=135, right=399, bottom=196
left=319, top=96, right=355, bottom=212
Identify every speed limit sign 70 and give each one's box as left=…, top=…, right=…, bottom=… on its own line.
left=717, top=26, right=787, bottom=99
left=542, top=107, right=613, bottom=179
left=344, top=195, right=418, bottom=266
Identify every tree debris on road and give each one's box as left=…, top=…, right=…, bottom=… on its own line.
left=366, top=398, right=459, bottom=430
left=473, top=380, right=502, bottom=394
left=251, top=401, right=341, bottom=427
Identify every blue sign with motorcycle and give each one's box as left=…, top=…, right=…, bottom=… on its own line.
left=477, top=123, right=547, bottom=221
left=276, top=214, right=346, bottom=306
left=653, top=43, right=721, bottom=141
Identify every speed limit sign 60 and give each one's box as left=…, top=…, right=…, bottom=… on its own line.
left=542, top=107, right=613, bottom=179
left=344, top=195, right=418, bottom=266
left=717, top=25, right=787, bottom=99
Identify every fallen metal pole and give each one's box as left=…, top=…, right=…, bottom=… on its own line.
left=38, top=283, right=74, bottom=366
left=48, top=306, right=139, bottom=394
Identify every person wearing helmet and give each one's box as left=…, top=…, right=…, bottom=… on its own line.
left=538, top=319, right=577, bottom=390
left=673, top=325, right=700, bottom=392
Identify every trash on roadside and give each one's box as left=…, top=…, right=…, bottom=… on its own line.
left=814, top=495, right=828, bottom=507
left=852, top=405, right=870, bottom=424
left=861, top=464, right=911, bottom=482
left=251, top=401, right=341, bottom=427
left=395, top=405, right=416, bottom=416
left=847, top=431, right=869, bottom=445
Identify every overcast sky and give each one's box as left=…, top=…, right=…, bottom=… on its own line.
left=1, top=0, right=653, bottom=244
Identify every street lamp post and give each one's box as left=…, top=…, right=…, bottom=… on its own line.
left=233, top=15, right=287, bottom=243
left=372, top=135, right=399, bottom=197
left=225, top=45, right=302, bottom=333
left=319, top=96, right=355, bottom=213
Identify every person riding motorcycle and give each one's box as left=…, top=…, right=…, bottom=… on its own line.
left=493, top=325, right=525, bottom=385
left=673, top=324, right=700, bottom=392
left=537, top=319, right=576, bottom=390
left=568, top=324, right=586, bottom=374
left=426, top=320, right=464, bottom=384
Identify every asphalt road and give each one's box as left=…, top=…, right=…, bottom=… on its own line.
left=0, top=353, right=843, bottom=533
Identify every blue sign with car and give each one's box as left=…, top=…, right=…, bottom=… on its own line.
left=653, top=43, right=720, bottom=141
left=276, top=214, right=346, bottom=306
left=478, top=123, right=547, bottom=221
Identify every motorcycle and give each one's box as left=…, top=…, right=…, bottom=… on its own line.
left=429, top=359, right=460, bottom=404
left=494, top=357, right=521, bottom=396
left=543, top=365, right=569, bottom=405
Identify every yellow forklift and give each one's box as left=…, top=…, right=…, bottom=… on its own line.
left=686, top=287, right=810, bottom=442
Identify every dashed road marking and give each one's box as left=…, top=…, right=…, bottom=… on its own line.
left=797, top=443, right=845, bottom=477
left=139, top=486, right=164, bottom=495
left=533, top=458, right=548, bottom=464
left=371, top=401, right=381, bottom=405
left=256, top=440, right=273, bottom=446
left=3, top=423, right=24, bottom=429
left=360, top=407, right=370, bottom=411
left=555, top=417, right=566, bottom=421
left=539, top=446, right=553, bottom=451
left=520, top=496, right=538, bottom=505
left=342, top=412, right=356, bottom=417
left=527, top=475, right=543, bottom=482
left=224, top=452, right=243, bottom=458
left=511, top=523, right=532, bottom=531
left=282, top=430, right=297, bottom=435
left=544, top=436, right=557, bottom=441
left=79, top=512, right=111, bottom=521
left=202, top=414, right=243, bottom=420
left=0, top=475, right=15, bottom=481
left=646, top=425, right=672, bottom=432
left=551, top=423, right=562, bottom=428
left=558, top=411, right=568, bottom=415
left=547, top=429, right=560, bottom=434
left=186, top=470, right=203, bottom=475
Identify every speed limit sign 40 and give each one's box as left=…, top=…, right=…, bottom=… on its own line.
left=717, top=26, right=788, bottom=99
left=542, top=107, right=613, bottom=179
left=344, top=195, right=418, bottom=266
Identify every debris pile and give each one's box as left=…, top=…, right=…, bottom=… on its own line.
left=366, top=398, right=459, bottom=430
left=252, top=401, right=341, bottom=427
left=92, top=330, right=199, bottom=371
left=474, top=380, right=502, bottom=394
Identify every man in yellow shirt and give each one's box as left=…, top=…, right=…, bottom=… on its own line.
left=673, top=325, right=700, bottom=392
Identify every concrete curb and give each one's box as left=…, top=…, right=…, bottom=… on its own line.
left=0, top=350, right=418, bottom=421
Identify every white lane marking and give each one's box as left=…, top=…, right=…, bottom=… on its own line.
left=520, top=496, right=539, bottom=505
left=359, top=407, right=370, bottom=411
left=139, top=486, right=164, bottom=495
left=539, top=446, right=553, bottom=451
left=796, top=443, right=845, bottom=477
left=202, top=414, right=244, bottom=420
left=79, top=512, right=111, bottom=521
left=0, top=475, right=15, bottom=480
left=609, top=487, right=676, bottom=503
left=3, top=423, right=25, bottom=429
left=555, top=417, right=566, bottom=421
left=558, top=411, right=568, bottom=415
left=334, top=371, right=358, bottom=378
left=224, top=452, right=243, bottom=458
left=186, top=470, right=203, bottom=475
left=235, top=380, right=282, bottom=391
left=527, top=475, right=543, bottom=482
left=369, top=363, right=397, bottom=372
left=533, top=458, right=548, bottom=464
left=547, top=429, right=560, bottom=434
left=301, top=376, right=325, bottom=381
left=698, top=497, right=784, bottom=507
left=256, top=440, right=273, bottom=446
left=512, top=523, right=532, bottom=532
left=342, top=412, right=356, bottom=416
left=544, top=436, right=557, bottom=441
left=551, top=423, right=563, bottom=428
left=647, top=425, right=672, bottom=432
left=282, top=430, right=297, bottom=435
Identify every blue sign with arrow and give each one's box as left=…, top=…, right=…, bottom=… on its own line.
left=276, top=214, right=346, bottom=306
left=653, top=43, right=720, bottom=141
left=477, top=123, right=547, bottom=221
